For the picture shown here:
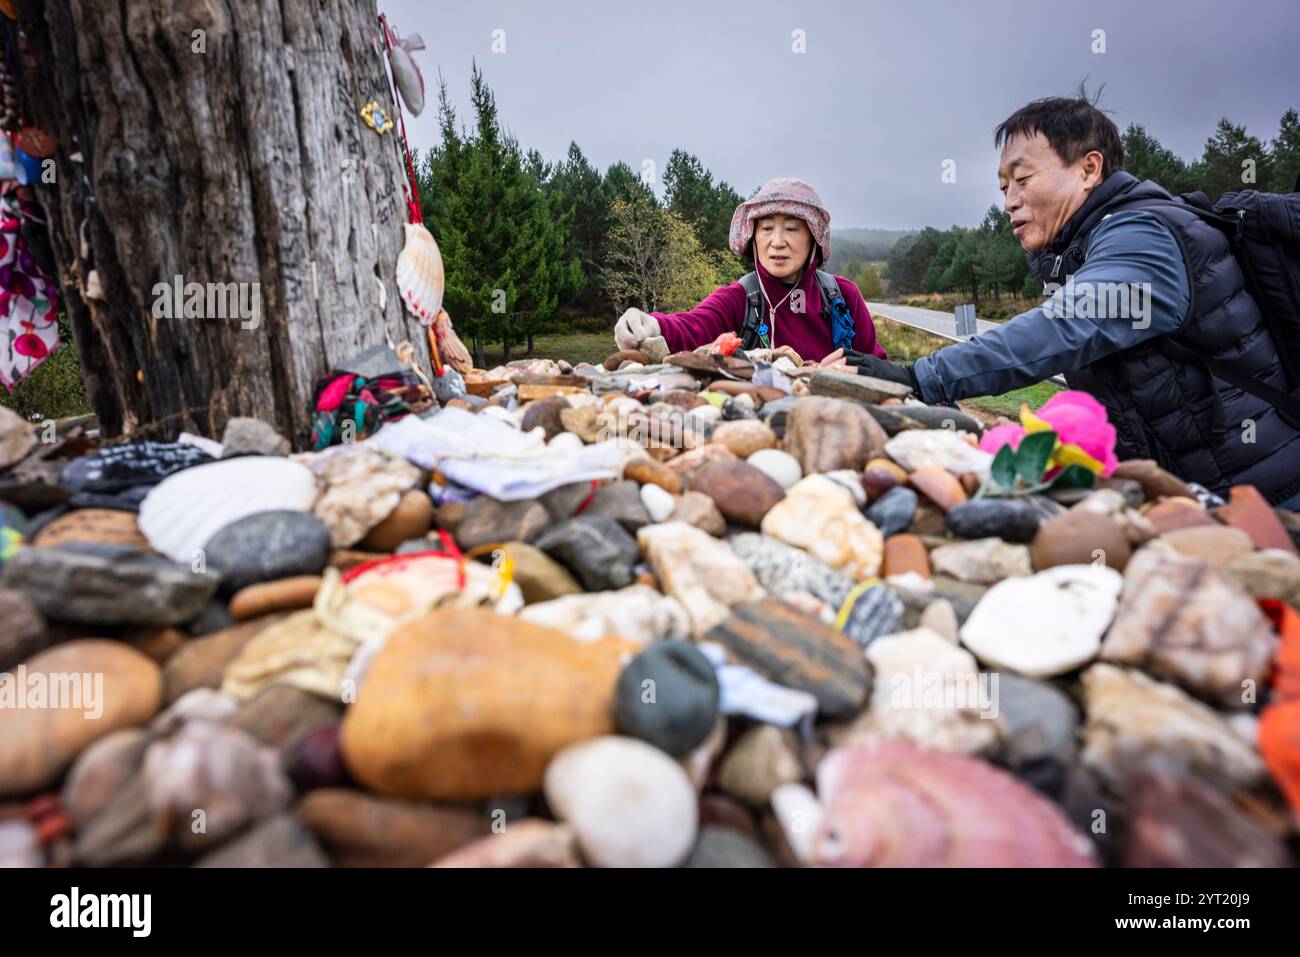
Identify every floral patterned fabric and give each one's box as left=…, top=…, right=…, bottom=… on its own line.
left=0, top=192, right=58, bottom=390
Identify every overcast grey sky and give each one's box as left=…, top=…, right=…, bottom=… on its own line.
left=382, top=0, right=1299, bottom=230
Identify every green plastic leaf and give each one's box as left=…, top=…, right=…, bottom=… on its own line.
left=1015, top=431, right=1057, bottom=484
left=990, top=444, right=1018, bottom=490
left=1048, top=464, right=1097, bottom=490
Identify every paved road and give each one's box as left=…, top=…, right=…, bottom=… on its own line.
left=867, top=300, right=1067, bottom=387
left=866, top=301, right=1002, bottom=341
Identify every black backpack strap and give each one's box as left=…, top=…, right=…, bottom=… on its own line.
left=813, top=269, right=845, bottom=313
left=814, top=269, right=856, bottom=351
left=736, top=272, right=765, bottom=349
left=738, top=269, right=855, bottom=352
left=1100, top=198, right=1299, bottom=424
left=1159, top=337, right=1300, bottom=432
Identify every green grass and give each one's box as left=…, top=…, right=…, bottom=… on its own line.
left=479, top=331, right=613, bottom=369
left=893, top=293, right=1041, bottom=323
left=875, top=318, right=947, bottom=363
left=0, top=314, right=92, bottom=421
left=873, top=315, right=1060, bottom=419
left=963, top=381, right=1062, bottom=418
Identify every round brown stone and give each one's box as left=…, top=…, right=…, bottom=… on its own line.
left=1142, top=496, right=1217, bottom=535
left=339, top=608, right=631, bottom=800
left=0, top=641, right=162, bottom=798
left=624, top=458, right=685, bottom=496
left=603, top=349, right=650, bottom=371
left=359, top=490, right=433, bottom=552
left=908, top=467, right=968, bottom=512
left=229, top=576, right=324, bottom=621
left=710, top=420, right=777, bottom=459
left=687, top=460, right=786, bottom=527
left=883, top=533, right=931, bottom=579
left=1031, top=509, right=1132, bottom=572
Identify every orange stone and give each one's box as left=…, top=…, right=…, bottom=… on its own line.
left=908, top=467, right=968, bottom=512
left=32, top=509, right=150, bottom=550
left=339, top=608, right=632, bottom=800
left=883, top=534, right=931, bottom=579
left=704, top=381, right=786, bottom=403
left=1259, top=699, right=1300, bottom=817
left=228, top=576, right=323, bottom=621
left=359, top=490, right=433, bottom=552
left=1143, top=496, right=1218, bottom=535
left=1214, top=485, right=1298, bottom=554
left=624, top=457, right=684, bottom=495
left=0, top=641, right=162, bottom=797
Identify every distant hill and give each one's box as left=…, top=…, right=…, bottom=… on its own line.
left=826, top=228, right=916, bottom=273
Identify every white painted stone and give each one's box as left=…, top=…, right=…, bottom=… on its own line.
left=544, top=736, right=698, bottom=868
left=960, top=564, right=1123, bottom=677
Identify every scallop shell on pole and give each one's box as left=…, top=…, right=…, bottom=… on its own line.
left=810, top=741, right=1099, bottom=867
left=395, top=223, right=445, bottom=324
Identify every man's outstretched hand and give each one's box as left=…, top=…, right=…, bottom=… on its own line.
left=843, top=350, right=919, bottom=393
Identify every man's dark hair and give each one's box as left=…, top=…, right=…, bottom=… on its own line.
left=995, top=87, right=1124, bottom=179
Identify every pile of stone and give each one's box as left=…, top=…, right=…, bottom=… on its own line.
left=0, top=342, right=1297, bottom=868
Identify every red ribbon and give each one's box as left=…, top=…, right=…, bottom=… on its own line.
left=378, top=13, right=423, bottom=225
left=571, top=479, right=601, bottom=517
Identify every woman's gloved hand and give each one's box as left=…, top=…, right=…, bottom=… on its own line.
left=614, top=308, right=661, bottom=351
left=843, top=350, right=919, bottom=393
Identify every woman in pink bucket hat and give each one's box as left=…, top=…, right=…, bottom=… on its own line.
left=613, top=177, right=887, bottom=364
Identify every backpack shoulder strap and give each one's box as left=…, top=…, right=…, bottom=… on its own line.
left=813, top=269, right=845, bottom=313
left=736, top=272, right=766, bottom=349
left=813, top=269, right=857, bottom=352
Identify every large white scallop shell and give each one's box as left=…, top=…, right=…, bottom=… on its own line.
left=138, top=457, right=319, bottom=563
left=395, top=222, right=444, bottom=323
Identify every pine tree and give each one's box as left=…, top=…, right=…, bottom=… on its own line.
left=1191, top=118, right=1272, bottom=200
left=548, top=143, right=610, bottom=305
left=1269, top=108, right=1300, bottom=192
left=663, top=149, right=741, bottom=252
left=1121, top=124, right=1192, bottom=193
left=509, top=143, right=580, bottom=356
left=423, top=63, right=574, bottom=365
left=603, top=161, right=656, bottom=208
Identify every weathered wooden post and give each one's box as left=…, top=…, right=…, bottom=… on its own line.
left=10, top=0, right=433, bottom=444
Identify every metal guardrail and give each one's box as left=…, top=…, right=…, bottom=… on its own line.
left=870, top=306, right=1068, bottom=388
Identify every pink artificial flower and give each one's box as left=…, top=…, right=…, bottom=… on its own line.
left=1035, top=391, right=1119, bottom=477
left=978, top=422, right=1027, bottom=456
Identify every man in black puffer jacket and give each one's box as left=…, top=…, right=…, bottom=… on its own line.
left=852, top=95, right=1300, bottom=507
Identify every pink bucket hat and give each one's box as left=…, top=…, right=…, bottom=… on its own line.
left=728, top=177, right=831, bottom=261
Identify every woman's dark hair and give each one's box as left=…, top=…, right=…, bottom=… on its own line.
left=994, top=84, right=1124, bottom=179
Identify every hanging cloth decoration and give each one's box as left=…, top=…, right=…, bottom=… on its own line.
left=384, top=24, right=426, bottom=117
left=0, top=192, right=59, bottom=390
left=377, top=12, right=423, bottom=227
